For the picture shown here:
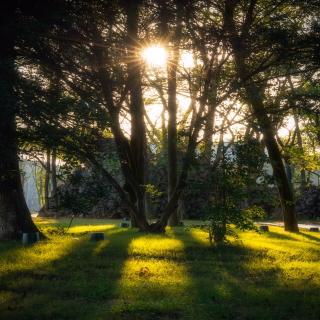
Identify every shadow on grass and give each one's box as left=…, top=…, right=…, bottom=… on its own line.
left=173, top=227, right=320, bottom=320
left=1, top=226, right=319, bottom=320
left=0, top=228, right=141, bottom=320
left=263, top=230, right=320, bottom=244
left=299, top=232, right=320, bottom=243
left=263, top=231, right=299, bottom=241
left=0, top=239, right=23, bottom=257
left=101, top=230, right=191, bottom=320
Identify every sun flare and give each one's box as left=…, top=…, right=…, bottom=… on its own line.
left=142, top=45, right=168, bottom=68
left=180, top=51, right=194, bottom=69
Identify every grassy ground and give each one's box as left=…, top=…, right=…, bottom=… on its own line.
left=0, top=218, right=319, bottom=320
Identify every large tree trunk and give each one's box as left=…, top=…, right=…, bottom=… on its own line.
left=252, top=97, right=298, bottom=232
left=223, top=1, right=299, bottom=232
left=125, top=0, right=149, bottom=229
left=0, top=112, right=20, bottom=239
left=92, top=2, right=150, bottom=231
left=167, top=55, right=179, bottom=226
left=159, top=0, right=183, bottom=226
left=0, top=2, right=40, bottom=239
left=0, top=113, right=40, bottom=239
left=93, top=1, right=206, bottom=233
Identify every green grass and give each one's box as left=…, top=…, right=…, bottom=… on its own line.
left=0, top=218, right=319, bottom=320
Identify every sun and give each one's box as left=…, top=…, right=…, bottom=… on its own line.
left=142, top=45, right=168, bottom=68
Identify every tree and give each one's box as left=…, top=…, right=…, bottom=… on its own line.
left=221, top=0, right=305, bottom=231
left=21, top=0, right=217, bottom=232
left=205, top=139, right=266, bottom=244
left=157, top=0, right=184, bottom=226
left=0, top=2, right=40, bottom=239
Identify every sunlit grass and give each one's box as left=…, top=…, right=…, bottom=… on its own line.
left=34, top=216, right=119, bottom=227
left=0, top=236, right=76, bottom=274
left=113, top=242, right=190, bottom=317
left=0, top=219, right=319, bottom=319
left=238, top=227, right=320, bottom=288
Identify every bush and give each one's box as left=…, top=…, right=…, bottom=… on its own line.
left=296, top=186, right=320, bottom=219
left=203, top=140, right=267, bottom=244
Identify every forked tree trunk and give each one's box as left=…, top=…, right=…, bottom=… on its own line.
left=94, top=1, right=206, bottom=233
left=152, top=107, right=205, bottom=232
left=94, top=52, right=149, bottom=230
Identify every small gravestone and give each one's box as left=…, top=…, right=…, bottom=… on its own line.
left=309, top=227, right=319, bottom=232
left=259, top=225, right=269, bottom=232
left=22, top=232, right=40, bottom=245
left=119, top=218, right=131, bottom=228
left=90, top=233, right=105, bottom=241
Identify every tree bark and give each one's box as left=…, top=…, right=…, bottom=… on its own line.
left=125, top=0, right=148, bottom=228
left=0, top=113, right=40, bottom=239
left=91, top=2, right=150, bottom=231
left=90, top=1, right=216, bottom=233
left=315, top=115, right=320, bottom=144
left=242, top=84, right=298, bottom=232
left=152, top=101, right=205, bottom=232
left=51, top=148, right=58, bottom=209
left=203, top=106, right=216, bottom=160
left=285, top=160, right=294, bottom=193
left=44, top=149, right=51, bottom=211
left=288, top=76, right=306, bottom=194
left=294, top=115, right=306, bottom=194
left=167, top=54, right=179, bottom=226
left=159, top=0, right=183, bottom=226
left=0, top=1, right=40, bottom=239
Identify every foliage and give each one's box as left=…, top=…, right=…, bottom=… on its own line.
left=145, top=184, right=164, bottom=201
left=207, top=205, right=266, bottom=245
left=204, top=140, right=267, bottom=244
left=296, top=186, right=320, bottom=219
left=57, top=138, right=123, bottom=215
left=285, top=144, right=320, bottom=173
left=58, top=166, right=122, bottom=215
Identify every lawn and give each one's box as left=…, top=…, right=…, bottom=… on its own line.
left=0, top=218, right=319, bottom=320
